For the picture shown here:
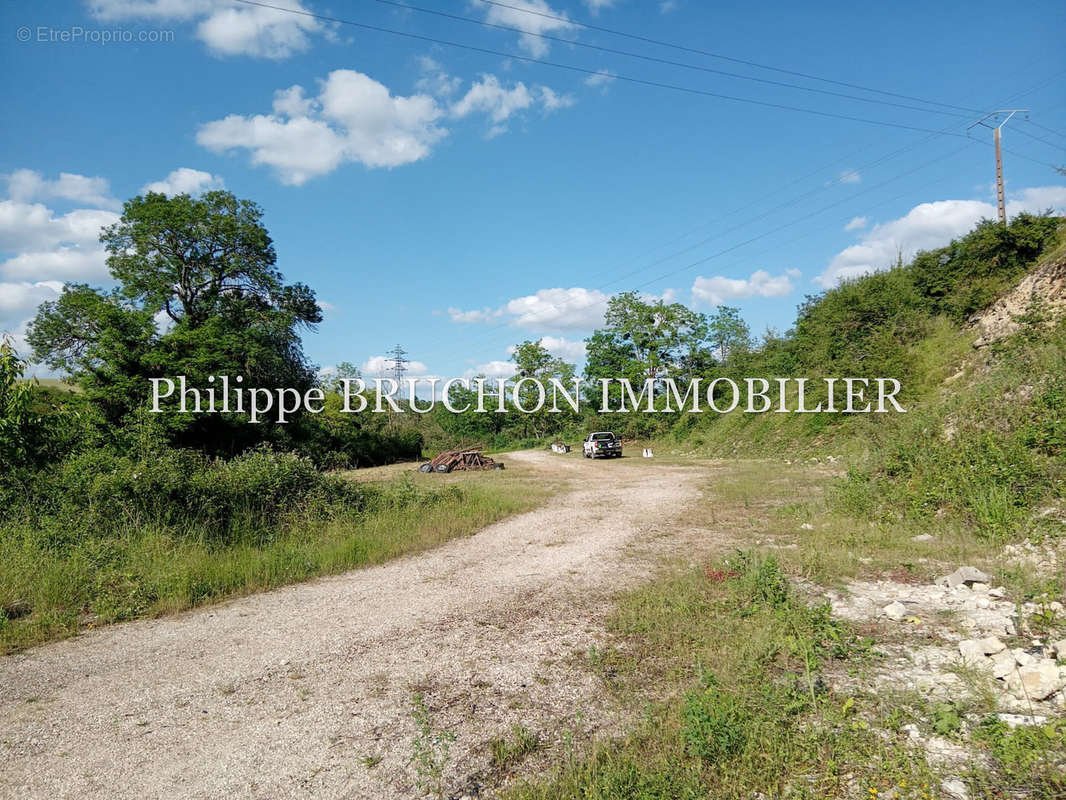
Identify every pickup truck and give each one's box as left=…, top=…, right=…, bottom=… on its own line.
left=583, top=431, right=622, bottom=459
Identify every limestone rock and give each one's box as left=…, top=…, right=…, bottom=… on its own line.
left=941, top=777, right=969, bottom=800
left=938, top=566, right=991, bottom=588
left=883, top=601, right=907, bottom=621
left=959, top=639, right=985, bottom=663
left=1013, top=661, right=1065, bottom=701
left=997, top=713, right=1047, bottom=727
left=991, top=651, right=1016, bottom=679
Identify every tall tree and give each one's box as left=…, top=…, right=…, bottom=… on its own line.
left=510, top=339, right=577, bottom=437
left=28, top=191, right=321, bottom=448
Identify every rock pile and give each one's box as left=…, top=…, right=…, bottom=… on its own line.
left=823, top=566, right=1066, bottom=714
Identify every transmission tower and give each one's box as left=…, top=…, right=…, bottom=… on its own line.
left=386, top=344, right=409, bottom=385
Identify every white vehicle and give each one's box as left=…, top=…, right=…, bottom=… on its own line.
left=583, top=431, right=622, bottom=459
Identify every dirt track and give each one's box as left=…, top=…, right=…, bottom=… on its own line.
left=0, top=451, right=704, bottom=799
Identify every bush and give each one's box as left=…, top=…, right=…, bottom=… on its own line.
left=910, top=213, right=1062, bottom=321
left=14, top=446, right=371, bottom=544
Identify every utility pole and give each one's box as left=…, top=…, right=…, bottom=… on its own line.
left=969, top=110, right=1027, bottom=225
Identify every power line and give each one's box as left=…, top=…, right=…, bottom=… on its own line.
left=363, top=0, right=972, bottom=119
left=1014, top=125, right=1066, bottom=153
left=695, top=165, right=970, bottom=301
left=474, top=0, right=984, bottom=115
left=230, top=0, right=989, bottom=139
left=596, top=131, right=958, bottom=290
left=441, top=71, right=1063, bottom=351
left=1025, top=118, right=1066, bottom=142
left=226, top=1, right=1059, bottom=351
left=449, top=142, right=977, bottom=349
left=630, top=142, right=978, bottom=290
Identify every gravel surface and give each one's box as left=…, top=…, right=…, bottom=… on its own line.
left=0, top=450, right=702, bottom=800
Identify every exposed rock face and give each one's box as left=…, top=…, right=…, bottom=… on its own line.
left=972, top=250, right=1066, bottom=347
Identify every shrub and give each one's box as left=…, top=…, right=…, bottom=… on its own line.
left=15, top=446, right=372, bottom=544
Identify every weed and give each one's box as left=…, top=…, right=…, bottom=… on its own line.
left=410, top=694, right=456, bottom=800
left=489, top=725, right=541, bottom=771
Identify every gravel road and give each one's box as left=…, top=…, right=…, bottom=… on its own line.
left=0, top=450, right=702, bottom=799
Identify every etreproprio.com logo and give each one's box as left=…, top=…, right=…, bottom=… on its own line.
left=16, top=25, right=175, bottom=44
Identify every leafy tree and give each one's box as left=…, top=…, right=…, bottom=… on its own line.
left=320, top=361, right=362, bottom=394
left=436, top=379, right=505, bottom=443
left=585, top=293, right=721, bottom=408
left=101, top=191, right=319, bottom=328
left=27, top=191, right=322, bottom=451
left=510, top=340, right=578, bottom=437
left=0, top=336, right=37, bottom=468
left=706, top=306, right=753, bottom=365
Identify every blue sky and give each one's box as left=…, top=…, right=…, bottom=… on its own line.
left=2, top=0, right=1064, bottom=381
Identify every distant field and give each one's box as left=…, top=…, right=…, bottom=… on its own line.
left=28, top=377, right=81, bottom=393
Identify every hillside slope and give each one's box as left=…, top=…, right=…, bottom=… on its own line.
left=669, top=214, right=1066, bottom=542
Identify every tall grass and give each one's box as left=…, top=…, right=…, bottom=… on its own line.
left=831, top=321, right=1066, bottom=542
left=0, top=450, right=544, bottom=653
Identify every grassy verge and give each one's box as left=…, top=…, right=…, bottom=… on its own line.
left=506, top=458, right=1065, bottom=799
left=0, top=465, right=550, bottom=654
left=507, top=550, right=938, bottom=800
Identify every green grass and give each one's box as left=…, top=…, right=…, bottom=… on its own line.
left=506, top=551, right=938, bottom=800
left=506, top=449, right=1066, bottom=799
left=0, top=467, right=549, bottom=653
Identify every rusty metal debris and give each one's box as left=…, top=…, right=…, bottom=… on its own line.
left=419, top=447, right=504, bottom=473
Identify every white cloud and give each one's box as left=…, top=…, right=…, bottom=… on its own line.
left=141, top=167, right=224, bottom=196
left=197, top=69, right=447, bottom=184
left=0, top=201, right=118, bottom=254
left=504, top=287, right=610, bottom=331
left=691, top=268, right=800, bottom=306
left=815, top=186, right=1066, bottom=287
left=450, top=75, right=574, bottom=135
left=479, top=0, right=575, bottom=57
left=86, top=0, right=323, bottom=59
left=844, top=216, right=868, bottom=232
left=583, top=0, right=618, bottom=12
left=537, top=86, right=576, bottom=112
left=416, top=57, right=462, bottom=98
left=659, top=0, right=678, bottom=12
left=198, top=66, right=575, bottom=182
left=6, top=168, right=118, bottom=210
left=0, top=196, right=116, bottom=283
left=539, top=335, right=587, bottom=361
left=0, top=173, right=122, bottom=360
left=838, top=170, right=861, bottom=185
left=361, top=355, right=429, bottom=376
left=584, top=68, right=615, bottom=89
left=448, top=306, right=502, bottom=323
left=451, top=76, right=534, bottom=124
left=2, top=248, right=110, bottom=282
left=449, top=288, right=680, bottom=333
left=464, top=360, right=516, bottom=380
left=0, top=281, right=64, bottom=330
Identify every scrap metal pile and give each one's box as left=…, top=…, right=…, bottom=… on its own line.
left=419, top=447, right=504, bottom=473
